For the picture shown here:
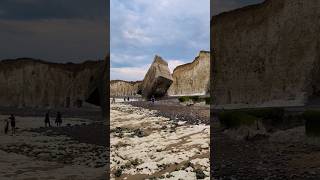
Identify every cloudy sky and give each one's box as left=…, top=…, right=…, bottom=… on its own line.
left=110, top=0, right=210, bottom=81
left=0, top=0, right=107, bottom=63
left=110, top=0, right=264, bottom=81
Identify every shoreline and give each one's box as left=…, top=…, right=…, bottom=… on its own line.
left=127, top=100, right=210, bottom=125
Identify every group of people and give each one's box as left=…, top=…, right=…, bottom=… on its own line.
left=111, top=97, right=131, bottom=104
left=44, top=111, right=62, bottom=127
left=4, top=114, right=16, bottom=135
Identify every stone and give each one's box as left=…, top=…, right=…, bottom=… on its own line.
left=211, top=0, right=320, bottom=109
left=140, top=55, right=173, bottom=99
left=168, top=51, right=210, bottom=96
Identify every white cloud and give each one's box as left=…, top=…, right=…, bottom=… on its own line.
left=111, top=0, right=209, bottom=48
left=110, top=53, right=149, bottom=65
left=122, top=28, right=153, bottom=44
left=110, top=59, right=185, bottom=81
left=110, top=0, right=210, bottom=81
left=110, top=64, right=150, bottom=81
left=167, top=60, right=185, bottom=73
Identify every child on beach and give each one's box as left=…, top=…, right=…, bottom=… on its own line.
left=4, top=118, right=9, bottom=134
left=9, top=114, right=16, bottom=135
left=44, top=111, right=51, bottom=127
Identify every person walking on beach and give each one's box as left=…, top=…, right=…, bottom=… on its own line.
left=112, top=97, right=116, bottom=103
left=151, top=95, right=155, bottom=105
left=9, top=114, right=16, bottom=135
left=44, top=111, right=51, bottom=127
left=56, top=112, right=62, bottom=127
left=4, top=118, right=9, bottom=134
left=127, top=97, right=130, bottom=101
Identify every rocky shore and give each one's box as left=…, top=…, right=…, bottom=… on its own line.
left=129, top=100, right=209, bottom=125
left=110, top=102, right=209, bottom=179
left=212, top=118, right=320, bottom=179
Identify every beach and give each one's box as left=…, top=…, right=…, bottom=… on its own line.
left=110, top=102, right=210, bottom=179
left=0, top=108, right=108, bottom=180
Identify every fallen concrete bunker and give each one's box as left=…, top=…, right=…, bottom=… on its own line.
left=140, top=55, right=173, bottom=99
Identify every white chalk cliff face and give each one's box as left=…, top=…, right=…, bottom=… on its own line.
left=109, top=52, right=210, bottom=98
left=211, top=0, right=320, bottom=108
left=0, top=59, right=103, bottom=108
left=168, top=51, right=210, bottom=96
left=110, top=80, right=141, bottom=97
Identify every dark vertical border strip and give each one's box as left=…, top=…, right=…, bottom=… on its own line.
left=105, top=0, right=110, bottom=179
left=210, top=1, right=214, bottom=179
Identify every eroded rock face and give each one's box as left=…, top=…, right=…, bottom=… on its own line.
left=140, top=55, right=173, bottom=99
left=85, top=56, right=108, bottom=118
left=110, top=80, right=141, bottom=97
left=211, top=0, right=320, bottom=108
left=0, top=58, right=103, bottom=108
left=168, top=51, right=210, bottom=96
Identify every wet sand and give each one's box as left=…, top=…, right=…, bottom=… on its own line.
left=110, top=103, right=210, bottom=179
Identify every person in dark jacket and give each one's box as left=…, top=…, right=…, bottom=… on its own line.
left=151, top=95, right=155, bottom=104
left=44, top=111, right=51, bottom=127
left=56, top=112, right=62, bottom=127
left=9, top=114, right=16, bottom=135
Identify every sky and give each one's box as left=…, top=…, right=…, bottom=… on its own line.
left=110, top=0, right=210, bottom=81
left=110, top=0, right=264, bottom=81
left=0, top=0, right=107, bottom=63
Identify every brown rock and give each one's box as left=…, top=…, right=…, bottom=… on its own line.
left=140, top=55, right=173, bottom=99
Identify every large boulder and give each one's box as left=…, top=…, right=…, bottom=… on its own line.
left=140, top=55, right=173, bottom=99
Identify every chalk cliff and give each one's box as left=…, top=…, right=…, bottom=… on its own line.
left=0, top=58, right=103, bottom=108
left=110, top=80, right=141, bottom=97
left=211, top=0, right=320, bottom=108
left=85, top=55, right=108, bottom=117
left=168, top=51, right=210, bottom=96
